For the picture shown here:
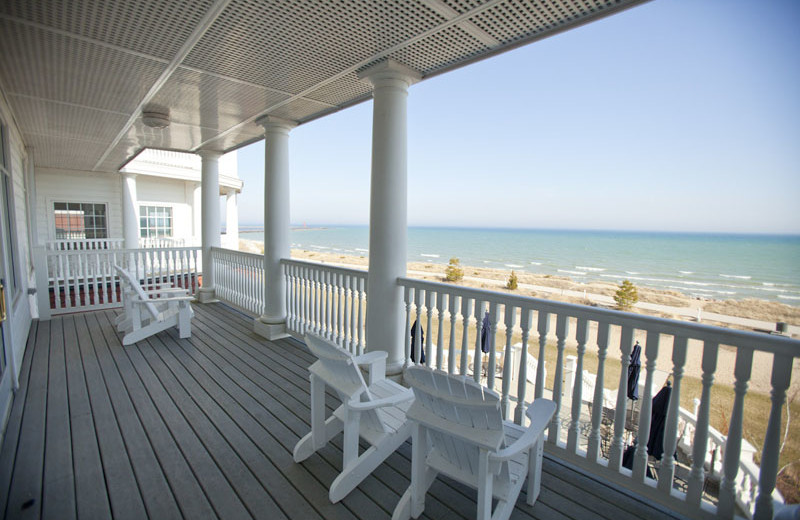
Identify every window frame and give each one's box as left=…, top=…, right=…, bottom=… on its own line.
left=52, top=201, right=109, bottom=240
left=138, top=204, right=174, bottom=239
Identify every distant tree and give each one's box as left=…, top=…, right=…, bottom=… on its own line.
left=614, top=279, right=639, bottom=310
left=445, top=257, right=464, bottom=282
left=506, top=270, right=518, bottom=290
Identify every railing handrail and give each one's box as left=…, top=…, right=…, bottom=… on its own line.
left=47, top=246, right=202, bottom=256
left=281, top=257, right=368, bottom=277
left=211, top=246, right=262, bottom=260
left=398, top=276, right=798, bottom=357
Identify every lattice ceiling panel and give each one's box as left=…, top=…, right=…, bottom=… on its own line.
left=0, top=18, right=166, bottom=113
left=11, top=96, right=130, bottom=144
left=0, top=0, right=646, bottom=172
left=304, top=74, right=375, bottom=108
left=26, top=134, right=110, bottom=171
left=467, top=0, right=615, bottom=45
left=150, top=68, right=292, bottom=130
left=184, top=0, right=447, bottom=95
left=0, top=0, right=215, bottom=61
left=389, top=24, right=490, bottom=76
left=268, top=97, right=342, bottom=124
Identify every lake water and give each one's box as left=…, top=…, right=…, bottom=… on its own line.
left=239, top=227, right=800, bottom=305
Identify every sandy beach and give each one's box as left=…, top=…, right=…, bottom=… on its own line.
left=240, top=239, right=799, bottom=395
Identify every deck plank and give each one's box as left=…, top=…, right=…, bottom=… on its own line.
left=62, top=314, right=112, bottom=520
left=0, top=320, right=38, bottom=518
left=5, top=320, right=50, bottom=519
left=72, top=313, right=147, bottom=520
left=42, top=318, right=75, bottom=520
left=90, top=311, right=216, bottom=519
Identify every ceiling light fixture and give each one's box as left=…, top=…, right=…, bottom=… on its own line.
left=142, top=107, right=170, bottom=129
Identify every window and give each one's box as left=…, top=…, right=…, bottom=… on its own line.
left=53, top=202, right=108, bottom=239
left=139, top=205, right=173, bottom=238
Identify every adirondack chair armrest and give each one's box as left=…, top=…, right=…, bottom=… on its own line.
left=346, top=387, right=414, bottom=411
left=145, top=287, right=188, bottom=295
left=489, top=399, right=557, bottom=463
left=354, top=351, right=387, bottom=384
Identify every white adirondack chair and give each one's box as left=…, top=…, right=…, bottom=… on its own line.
left=114, top=265, right=190, bottom=334
left=294, top=333, right=415, bottom=503
left=394, top=366, right=556, bottom=520
left=113, top=265, right=194, bottom=345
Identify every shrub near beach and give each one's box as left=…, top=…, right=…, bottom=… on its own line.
left=445, top=257, right=464, bottom=282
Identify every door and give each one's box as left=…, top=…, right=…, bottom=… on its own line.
left=0, top=122, right=17, bottom=427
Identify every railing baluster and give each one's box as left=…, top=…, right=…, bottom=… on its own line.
left=567, top=318, right=590, bottom=453
left=535, top=311, right=550, bottom=399
left=356, top=276, right=365, bottom=355
left=459, top=296, right=473, bottom=376
left=718, top=347, right=753, bottom=519
left=609, top=326, right=634, bottom=469
left=500, top=304, right=517, bottom=419
left=485, top=302, right=499, bottom=390
left=447, top=294, right=458, bottom=375
left=686, top=341, right=718, bottom=504
left=633, top=330, right=661, bottom=482
left=425, top=290, right=435, bottom=369
left=548, top=314, right=570, bottom=445
left=472, top=299, right=485, bottom=383
left=658, top=336, right=687, bottom=493
left=413, top=287, right=424, bottom=365
left=436, top=293, right=446, bottom=371
left=514, top=308, right=532, bottom=425
left=753, top=353, right=792, bottom=520
left=403, top=286, right=413, bottom=368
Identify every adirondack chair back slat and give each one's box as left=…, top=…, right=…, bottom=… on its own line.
left=405, top=366, right=509, bottom=484
left=114, top=265, right=160, bottom=319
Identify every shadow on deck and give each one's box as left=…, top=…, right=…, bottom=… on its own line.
left=0, top=303, right=689, bottom=519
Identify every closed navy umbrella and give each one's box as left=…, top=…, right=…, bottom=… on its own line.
left=646, top=381, right=672, bottom=460
left=627, top=341, right=642, bottom=400
left=480, top=311, right=491, bottom=353
left=410, top=319, right=425, bottom=364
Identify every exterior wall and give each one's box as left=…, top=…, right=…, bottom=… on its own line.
left=137, top=176, right=196, bottom=244
left=34, top=167, right=123, bottom=244
left=0, top=89, right=33, bottom=432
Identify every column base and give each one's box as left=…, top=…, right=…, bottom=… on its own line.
left=254, top=317, right=290, bottom=340
left=196, top=287, right=218, bottom=303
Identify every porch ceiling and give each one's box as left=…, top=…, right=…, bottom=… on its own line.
left=0, top=0, right=648, bottom=173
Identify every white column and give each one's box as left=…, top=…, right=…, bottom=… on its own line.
left=197, top=150, right=222, bottom=303
left=192, top=182, right=202, bottom=246
left=254, top=116, right=296, bottom=340
left=121, top=172, right=139, bottom=249
left=358, top=60, right=420, bottom=375
left=225, top=189, right=239, bottom=249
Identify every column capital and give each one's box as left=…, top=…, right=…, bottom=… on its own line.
left=120, top=171, right=137, bottom=179
left=255, top=115, right=297, bottom=133
left=358, top=59, right=421, bottom=88
left=196, top=149, right=223, bottom=161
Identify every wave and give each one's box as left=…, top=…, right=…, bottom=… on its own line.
left=559, top=269, right=587, bottom=276
left=529, top=261, right=542, bottom=265
left=420, top=253, right=440, bottom=258
left=310, top=244, right=330, bottom=250
left=626, top=271, right=639, bottom=275
left=679, top=270, right=694, bottom=275
left=575, top=266, right=605, bottom=272
left=505, top=264, right=524, bottom=268
left=720, top=274, right=751, bottom=280
left=778, top=295, right=800, bottom=301
left=355, top=248, right=368, bottom=253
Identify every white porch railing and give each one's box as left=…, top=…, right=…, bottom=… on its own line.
left=210, top=247, right=264, bottom=317
left=35, top=246, right=201, bottom=316
left=45, top=238, right=124, bottom=250
left=139, top=237, right=186, bottom=248
left=282, top=259, right=367, bottom=355
left=398, top=277, right=798, bottom=520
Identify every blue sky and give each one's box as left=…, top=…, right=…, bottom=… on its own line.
left=233, top=0, right=800, bottom=234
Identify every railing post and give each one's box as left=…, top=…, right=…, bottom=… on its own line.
left=633, top=330, right=661, bottom=481
left=535, top=311, right=550, bottom=400
left=567, top=317, right=589, bottom=453
left=548, top=313, right=570, bottom=445
left=609, top=326, right=634, bottom=470
left=658, top=336, right=688, bottom=493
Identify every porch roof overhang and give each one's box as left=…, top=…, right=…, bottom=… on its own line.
left=0, top=0, right=649, bottom=174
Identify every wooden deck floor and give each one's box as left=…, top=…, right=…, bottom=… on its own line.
left=0, top=303, right=688, bottom=520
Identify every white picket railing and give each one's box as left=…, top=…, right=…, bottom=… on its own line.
left=210, top=247, right=264, bottom=317
left=282, top=259, right=367, bottom=355
left=398, top=277, right=798, bottom=520
left=35, top=246, right=201, bottom=316
left=45, top=238, right=124, bottom=251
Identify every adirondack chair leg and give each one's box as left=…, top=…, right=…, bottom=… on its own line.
left=410, top=423, right=435, bottom=519
left=341, top=408, right=361, bottom=471
left=122, top=319, right=173, bottom=346
left=294, top=374, right=344, bottom=462
left=477, top=450, right=493, bottom=520
left=526, top=434, right=545, bottom=505
left=178, top=303, right=191, bottom=338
